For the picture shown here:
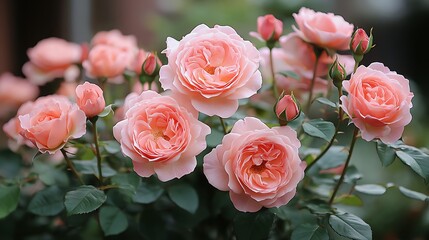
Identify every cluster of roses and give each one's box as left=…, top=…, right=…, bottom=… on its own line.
left=1, top=7, right=413, bottom=213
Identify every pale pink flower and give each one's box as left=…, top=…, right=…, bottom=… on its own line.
left=160, top=24, right=262, bottom=118
left=0, top=73, right=39, bottom=119
left=131, top=49, right=148, bottom=75
left=18, top=95, right=86, bottom=154
left=23, top=38, right=83, bottom=85
left=256, top=14, right=283, bottom=41
left=83, top=45, right=129, bottom=79
left=75, top=82, right=105, bottom=118
left=113, top=90, right=211, bottom=181
left=275, top=94, right=300, bottom=122
left=91, top=29, right=139, bottom=69
left=292, top=7, right=354, bottom=50
left=204, top=117, right=305, bottom=212
left=341, top=63, right=413, bottom=143
left=2, top=102, right=35, bottom=151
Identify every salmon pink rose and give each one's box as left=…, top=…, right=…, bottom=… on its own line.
left=292, top=7, right=354, bottom=50
left=0, top=73, right=39, bottom=119
left=203, top=117, right=305, bottom=212
left=159, top=24, right=262, bottom=118
left=75, top=82, right=106, bottom=118
left=83, top=45, right=129, bottom=79
left=341, top=62, right=414, bottom=143
left=113, top=91, right=211, bottom=181
left=3, top=102, right=35, bottom=151
left=92, top=29, right=138, bottom=64
left=23, top=38, right=83, bottom=85
left=18, top=95, right=86, bottom=154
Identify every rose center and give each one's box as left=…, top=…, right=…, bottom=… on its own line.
left=249, top=161, right=267, bottom=174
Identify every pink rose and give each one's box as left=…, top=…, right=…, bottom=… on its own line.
left=131, top=49, right=147, bottom=75
left=204, top=117, right=305, bottom=212
left=23, top=38, right=83, bottom=85
left=257, top=14, right=283, bottom=41
left=18, top=95, right=86, bottom=154
left=341, top=63, right=413, bottom=143
left=0, top=73, right=39, bottom=119
left=91, top=29, right=139, bottom=69
left=75, top=82, right=106, bottom=118
left=83, top=45, right=129, bottom=79
left=113, top=91, right=211, bottom=181
left=160, top=24, right=262, bottom=118
left=275, top=94, right=300, bottom=122
left=3, top=102, right=35, bottom=151
left=292, top=7, right=354, bottom=50
left=350, top=28, right=373, bottom=55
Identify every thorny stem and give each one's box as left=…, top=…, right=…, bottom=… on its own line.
left=61, top=148, right=84, bottom=185
left=91, top=118, right=103, bottom=185
left=305, top=87, right=344, bottom=173
left=269, top=48, right=279, bottom=99
left=305, top=52, right=321, bottom=113
left=328, top=126, right=359, bottom=206
left=219, top=117, right=228, bottom=135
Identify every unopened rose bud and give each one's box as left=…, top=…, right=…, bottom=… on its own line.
left=257, top=14, right=283, bottom=43
left=350, top=28, right=373, bottom=55
left=142, top=52, right=161, bottom=77
left=275, top=93, right=300, bottom=125
left=75, top=82, right=106, bottom=118
left=329, top=58, right=347, bottom=89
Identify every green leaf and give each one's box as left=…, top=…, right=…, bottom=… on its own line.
left=278, top=70, right=301, bottom=80
left=354, top=184, right=386, bottom=196
left=329, top=212, right=372, bottom=240
left=111, top=172, right=141, bottom=197
left=0, top=150, right=22, bottom=179
left=73, top=160, right=117, bottom=178
left=28, top=186, right=64, bottom=216
left=64, top=185, right=107, bottom=215
left=167, top=183, right=199, bottom=214
left=395, top=145, right=429, bottom=182
left=398, top=186, right=428, bottom=201
left=206, top=128, right=224, bottom=147
left=316, top=97, right=337, bottom=108
left=303, top=119, right=335, bottom=142
left=0, top=185, right=20, bottom=219
left=376, top=141, right=396, bottom=167
left=99, top=205, right=128, bottom=236
left=317, top=146, right=347, bottom=170
left=234, top=210, right=275, bottom=240
left=98, top=104, right=114, bottom=117
left=33, top=160, right=69, bottom=187
left=102, top=140, right=121, bottom=154
left=133, top=181, right=164, bottom=204
left=291, top=224, right=329, bottom=240
left=334, top=195, right=363, bottom=206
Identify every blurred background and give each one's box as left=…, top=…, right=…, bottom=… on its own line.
left=1, top=0, right=429, bottom=239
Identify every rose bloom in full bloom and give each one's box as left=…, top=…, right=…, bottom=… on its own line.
left=292, top=7, right=354, bottom=50
left=22, top=38, right=83, bottom=85
left=341, top=62, right=414, bottom=143
left=75, top=82, right=106, bottom=118
left=113, top=90, right=211, bottom=182
left=203, top=117, right=305, bottom=212
left=0, top=73, right=39, bottom=119
left=160, top=24, right=262, bottom=118
left=18, top=95, right=86, bottom=154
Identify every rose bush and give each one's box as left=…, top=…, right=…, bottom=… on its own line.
left=0, top=6, right=427, bottom=240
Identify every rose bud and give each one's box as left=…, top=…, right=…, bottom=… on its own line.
left=350, top=28, right=373, bottom=55
left=329, top=58, right=347, bottom=89
left=75, top=82, right=106, bottom=118
left=142, top=52, right=161, bottom=77
left=275, top=93, right=300, bottom=125
left=257, top=14, right=283, bottom=43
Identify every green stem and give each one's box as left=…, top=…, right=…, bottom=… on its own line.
left=219, top=117, right=228, bottom=135
left=328, top=126, right=359, bottom=206
left=269, top=48, right=279, bottom=99
left=305, top=87, right=344, bottom=173
left=61, top=148, right=84, bottom=185
left=90, top=118, right=103, bottom=185
left=305, top=52, right=321, bottom=113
